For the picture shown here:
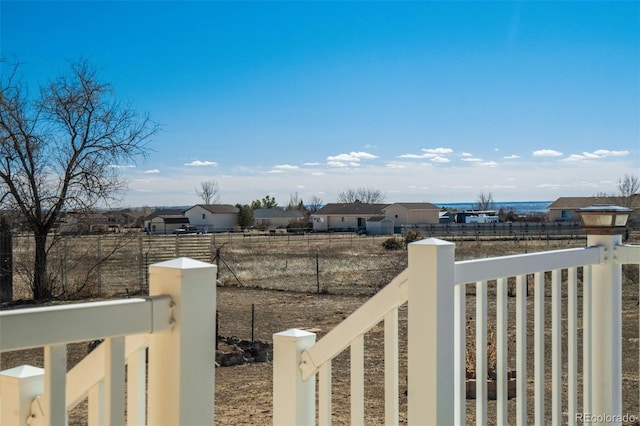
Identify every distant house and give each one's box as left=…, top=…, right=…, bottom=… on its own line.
left=253, top=208, right=304, bottom=230
left=365, top=216, right=394, bottom=235
left=104, top=209, right=144, bottom=231
left=149, top=215, right=190, bottom=235
left=310, top=203, right=388, bottom=232
left=143, top=209, right=185, bottom=232
left=382, top=203, right=440, bottom=229
left=548, top=195, right=640, bottom=224
left=184, top=204, right=239, bottom=233
left=58, top=212, right=110, bottom=234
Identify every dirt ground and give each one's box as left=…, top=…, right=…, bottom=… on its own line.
left=2, top=236, right=639, bottom=425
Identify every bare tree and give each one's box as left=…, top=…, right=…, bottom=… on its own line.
left=617, top=174, right=639, bottom=207
left=336, top=186, right=386, bottom=203
left=196, top=179, right=220, bottom=204
left=475, top=191, right=495, bottom=211
left=307, top=194, right=323, bottom=213
left=0, top=58, right=158, bottom=299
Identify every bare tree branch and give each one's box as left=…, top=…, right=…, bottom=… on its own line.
left=0, top=57, right=159, bottom=299
left=196, top=179, right=220, bottom=204
left=336, top=186, right=386, bottom=203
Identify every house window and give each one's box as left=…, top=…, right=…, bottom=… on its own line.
left=561, top=210, right=571, bottom=220
left=341, top=217, right=345, bottom=222
left=202, top=213, right=206, bottom=220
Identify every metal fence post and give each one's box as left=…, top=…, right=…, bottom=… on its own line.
left=407, top=238, right=455, bottom=425
left=147, top=257, right=217, bottom=426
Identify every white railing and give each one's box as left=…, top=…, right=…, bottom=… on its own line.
left=273, top=233, right=640, bottom=425
left=0, top=257, right=217, bottom=426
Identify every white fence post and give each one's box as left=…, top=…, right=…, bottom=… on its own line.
left=588, top=232, right=622, bottom=424
left=273, top=328, right=316, bottom=426
left=147, top=257, right=217, bottom=426
left=0, top=365, right=44, bottom=425
left=407, top=238, right=455, bottom=425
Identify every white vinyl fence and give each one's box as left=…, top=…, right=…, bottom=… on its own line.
left=273, top=231, right=640, bottom=425
left=0, top=257, right=217, bottom=426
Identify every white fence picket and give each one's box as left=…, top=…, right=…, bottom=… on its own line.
left=551, top=269, right=562, bottom=425
left=350, top=335, right=364, bottom=426
left=475, top=280, right=488, bottom=424
left=384, top=309, right=399, bottom=426
left=515, top=274, right=527, bottom=426
left=534, top=272, right=545, bottom=425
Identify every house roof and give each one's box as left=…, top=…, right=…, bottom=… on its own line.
left=144, top=209, right=184, bottom=221
left=253, top=208, right=303, bottom=219
left=153, top=215, right=189, bottom=224
left=313, top=203, right=389, bottom=216
left=383, top=202, right=439, bottom=211
left=367, top=216, right=390, bottom=222
left=186, top=204, right=239, bottom=214
left=547, top=195, right=639, bottom=210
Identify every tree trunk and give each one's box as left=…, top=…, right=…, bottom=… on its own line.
left=0, top=218, right=12, bottom=302
left=33, top=231, right=51, bottom=300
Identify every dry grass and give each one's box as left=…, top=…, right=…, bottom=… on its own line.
left=2, top=234, right=639, bottom=425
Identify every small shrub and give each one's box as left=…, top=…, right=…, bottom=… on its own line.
left=381, top=237, right=403, bottom=250
left=404, top=230, right=422, bottom=244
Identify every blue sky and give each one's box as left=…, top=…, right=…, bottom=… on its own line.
left=2, top=1, right=638, bottom=207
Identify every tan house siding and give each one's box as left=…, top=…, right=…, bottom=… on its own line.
left=548, top=195, right=640, bottom=223
left=310, top=203, right=388, bottom=232
left=382, top=203, right=440, bottom=226
left=184, top=204, right=239, bottom=232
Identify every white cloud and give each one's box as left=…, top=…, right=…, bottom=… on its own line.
left=462, top=157, right=482, bottom=162
left=399, top=147, right=454, bottom=160
left=563, top=154, right=586, bottom=162
left=398, top=153, right=427, bottom=159
left=303, top=162, right=321, bottom=166
left=461, top=152, right=473, bottom=157
left=184, top=160, right=217, bottom=167
left=109, top=164, right=136, bottom=169
left=431, top=156, right=450, bottom=163
left=423, top=147, right=453, bottom=155
left=593, top=149, right=628, bottom=157
left=326, top=151, right=377, bottom=162
left=386, top=163, right=407, bottom=169
left=273, top=164, right=299, bottom=170
left=533, top=149, right=563, bottom=157
left=142, top=169, right=160, bottom=174
left=503, top=155, right=520, bottom=159
left=563, top=149, right=629, bottom=162
left=479, top=161, right=498, bottom=167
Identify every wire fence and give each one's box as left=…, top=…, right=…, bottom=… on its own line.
left=3, top=222, right=590, bottom=300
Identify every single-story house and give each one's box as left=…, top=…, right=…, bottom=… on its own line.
left=184, top=204, right=239, bottom=233
left=548, top=195, right=640, bottom=224
left=143, top=209, right=185, bottom=232
left=382, top=203, right=440, bottom=229
left=366, top=216, right=394, bottom=235
left=253, top=208, right=304, bottom=230
left=310, top=203, right=388, bottom=232
left=149, top=215, right=190, bottom=235
left=58, top=212, right=110, bottom=234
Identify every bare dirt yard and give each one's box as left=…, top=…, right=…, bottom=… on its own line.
left=2, top=233, right=639, bottom=425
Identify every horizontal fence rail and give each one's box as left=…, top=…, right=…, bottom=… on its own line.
left=1, top=257, right=217, bottom=426
left=273, top=237, right=639, bottom=425
left=0, top=297, right=173, bottom=352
